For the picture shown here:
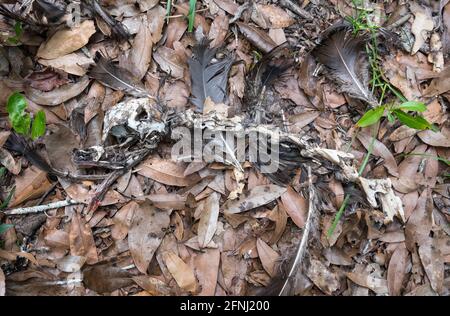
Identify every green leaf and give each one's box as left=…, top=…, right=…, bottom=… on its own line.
left=31, top=110, right=46, bottom=140
left=7, top=92, right=31, bottom=135
left=356, top=106, right=385, bottom=127
left=7, top=21, right=23, bottom=44
left=0, top=224, right=13, bottom=234
left=393, top=110, right=433, bottom=131
left=0, top=167, right=6, bottom=178
left=387, top=111, right=395, bottom=123
left=397, top=101, right=427, bottom=112
left=188, top=0, right=197, bottom=32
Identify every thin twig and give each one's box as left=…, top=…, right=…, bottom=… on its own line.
left=4, top=199, right=80, bottom=216
left=279, top=166, right=317, bottom=296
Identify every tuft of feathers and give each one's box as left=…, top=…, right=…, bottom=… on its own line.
left=313, top=27, right=377, bottom=106
left=188, top=38, right=234, bottom=112
left=88, top=53, right=150, bottom=98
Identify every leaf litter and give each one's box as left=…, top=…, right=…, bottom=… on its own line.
left=0, top=0, right=448, bottom=297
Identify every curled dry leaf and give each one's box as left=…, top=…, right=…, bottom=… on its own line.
left=417, top=129, right=450, bottom=147
left=224, top=185, right=287, bottom=214
left=25, top=76, right=90, bottom=106
left=280, top=186, right=308, bottom=228
left=37, top=20, right=96, bottom=60
left=128, top=201, right=170, bottom=274
left=69, top=212, right=98, bottom=265
left=198, top=192, right=220, bottom=248
left=387, top=245, right=409, bottom=296
left=162, top=251, right=198, bottom=293
left=11, top=166, right=52, bottom=207
left=209, top=12, right=229, bottom=48
left=38, top=53, right=94, bottom=76
left=236, top=22, right=277, bottom=54
left=138, top=157, right=201, bottom=187
left=256, top=238, right=280, bottom=277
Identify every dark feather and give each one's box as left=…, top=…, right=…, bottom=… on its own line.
left=247, top=42, right=293, bottom=97
left=87, top=0, right=130, bottom=41
left=33, top=0, right=66, bottom=24
left=4, top=133, right=53, bottom=174
left=88, top=54, right=150, bottom=98
left=188, top=38, right=234, bottom=112
left=313, top=29, right=377, bottom=106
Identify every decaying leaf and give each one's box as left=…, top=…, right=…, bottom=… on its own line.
left=128, top=201, right=170, bottom=274
left=197, top=192, right=220, bottom=248
left=162, top=251, right=198, bottom=293
left=224, top=185, right=287, bottom=214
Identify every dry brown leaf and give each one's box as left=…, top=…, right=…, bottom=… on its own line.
left=418, top=237, right=444, bottom=294
left=252, top=4, right=295, bottom=29
left=0, top=249, right=38, bottom=265
left=11, top=166, right=52, bottom=207
left=69, top=212, right=98, bottom=265
left=194, top=248, right=220, bottom=296
left=268, top=205, right=288, bottom=244
left=198, top=192, right=220, bottom=248
left=346, top=272, right=388, bottom=295
left=162, top=251, right=198, bottom=293
left=37, top=20, right=96, bottom=60
left=410, top=3, right=434, bottom=55
left=387, top=244, right=409, bottom=296
left=256, top=238, right=280, bottom=277
left=307, top=259, right=340, bottom=295
left=121, top=20, right=153, bottom=80
left=236, top=22, right=276, bottom=54
left=405, top=190, right=433, bottom=251
left=145, top=193, right=186, bottom=210
left=153, top=46, right=185, bottom=79
left=128, top=201, right=170, bottom=274
left=132, top=275, right=172, bottom=295
left=224, top=184, right=287, bottom=214
left=417, top=129, right=450, bottom=147
left=25, top=76, right=90, bottom=106
left=138, top=157, right=200, bottom=187
left=280, top=186, right=308, bottom=228
left=0, top=268, right=5, bottom=296
left=38, top=53, right=94, bottom=76
left=357, top=132, right=399, bottom=177
left=111, top=201, right=138, bottom=241
left=0, top=148, right=20, bottom=175
left=209, top=12, right=229, bottom=48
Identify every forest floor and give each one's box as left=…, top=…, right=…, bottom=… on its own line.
left=0, top=0, right=449, bottom=296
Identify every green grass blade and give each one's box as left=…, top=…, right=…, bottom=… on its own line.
left=188, top=0, right=196, bottom=32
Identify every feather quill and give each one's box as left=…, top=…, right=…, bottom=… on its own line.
left=188, top=38, right=234, bottom=111
left=88, top=54, right=151, bottom=98
left=313, top=29, right=377, bottom=106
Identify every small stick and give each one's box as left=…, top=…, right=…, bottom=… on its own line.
left=4, top=199, right=80, bottom=216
